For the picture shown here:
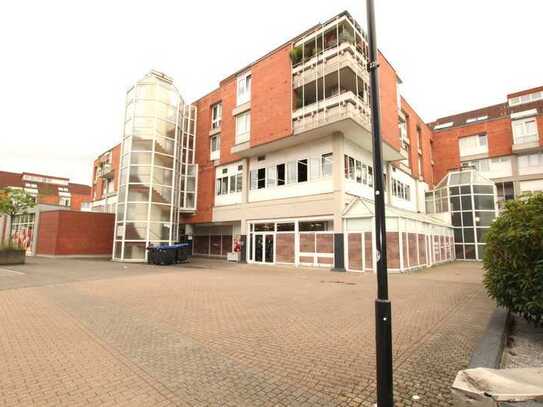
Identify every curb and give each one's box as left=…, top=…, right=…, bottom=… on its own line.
left=468, top=307, right=510, bottom=369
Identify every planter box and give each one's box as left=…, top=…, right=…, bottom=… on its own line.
left=0, top=249, right=25, bottom=265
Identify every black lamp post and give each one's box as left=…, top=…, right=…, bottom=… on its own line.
left=365, top=0, right=394, bottom=405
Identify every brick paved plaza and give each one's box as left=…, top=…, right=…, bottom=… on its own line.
left=0, top=258, right=494, bottom=406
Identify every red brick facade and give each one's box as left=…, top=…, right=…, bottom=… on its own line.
left=250, top=45, right=293, bottom=148
left=0, top=171, right=91, bottom=211
left=36, top=211, right=114, bottom=256
left=377, top=53, right=401, bottom=152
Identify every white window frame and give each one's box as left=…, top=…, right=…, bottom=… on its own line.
left=512, top=118, right=539, bottom=145
left=235, top=111, right=251, bottom=144
left=321, top=153, right=333, bottom=177
left=211, top=103, right=222, bottom=129
left=236, top=72, right=251, bottom=105
left=210, top=134, right=220, bottom=160
left=459, top=134, right=488, bottom=157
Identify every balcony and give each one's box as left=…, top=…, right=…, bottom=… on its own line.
left=100, top=163, right=114, bottom=179
left=292, top=42, right=368, bottom=89
left=512, top=134, right=541, bottom=154
left=293, top=91, right=404, bottom=162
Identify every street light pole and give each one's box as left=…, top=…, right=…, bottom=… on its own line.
left=365, top=0, right=394, bottom=406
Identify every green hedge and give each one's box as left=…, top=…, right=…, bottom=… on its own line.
left=483, top=193, right=543, bottom=326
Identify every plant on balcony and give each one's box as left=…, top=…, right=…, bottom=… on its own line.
left=483, top=192, right=543, bottom=326
left=339, top=30, right=355, bottom=45
left=289, top=46, right=303, bottom=64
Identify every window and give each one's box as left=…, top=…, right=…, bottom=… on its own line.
left=235, top=173, right=242, bottom=192
left=257, top=168, right=266, bottom=189
left=216, top=165, right=243, bottom=195
left=287, top=161, right=297, bottom=184
left=211, top=103, right=222, bottom=129
left=210, top=134, right=220, bottom=160
left=277, top=164, right=286, bottom=186
left=509, top=91, right=543, bottom=106
left=496, top=181, right=514, bottom=207
left=399, top=116, right=409, bottom=151
left=236, top=73, right=251, bottom=105
left=235, top=112, right=250, bottom=144
left=465, top=116, right=488, bottom=124
left=59, top=197, right=71, bottom=207
left=434, top=122, right=453, bottom=130
left=391, top=179, right=410, bottom=201
left=519, top=152, right=543, bottom=168
left=321, top=153, right=333, bottom=177
left=459, top=134, right=488, bottom=156
left=512, top=118, right=538, bottom=144
left=353, top=160, right=361, bottom=183
left=297, top=159, right=308, bottom=183
left=344, top=154, right=373, bottom=186
left=267, top=166, right=277, bottom=188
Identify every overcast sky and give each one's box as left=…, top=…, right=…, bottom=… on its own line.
left=1, top=0, right=541, bottom=185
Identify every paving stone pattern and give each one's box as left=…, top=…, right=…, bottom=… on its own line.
left=0, top=258, right=494, bottom=406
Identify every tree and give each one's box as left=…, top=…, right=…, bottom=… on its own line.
left=0, top=187, right=36, bottom=219
left=483, top=192, right=543, bottom=326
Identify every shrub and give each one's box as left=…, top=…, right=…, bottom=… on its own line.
left=0, top=240, right=25, bottom=252
left=483, top=192, right=543, bottom=326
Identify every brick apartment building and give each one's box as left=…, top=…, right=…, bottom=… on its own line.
left=86, top=10, right=542, bottom=267
left=0, top=171, right=93, bottom=253
left=430, top=86, right=543, bottom=203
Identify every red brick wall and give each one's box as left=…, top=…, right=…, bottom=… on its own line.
left=276, top=233, right=295, bottom=263
left=408, top=233, right=417, bottom=266
left=316, top=234, right=334, bottom=253
left=386, top=232, right=400, bottom=269
left=378, top=53, right=401, bottom=151
left=364, top=232, right=373, bottom=271
left=36, top=211, right=114, bottom=256
left=299, top=233, right=315, bottom=252
left=250, top=44, right=293, bottom=147
left=418, top=234, right=426, bottom=265
left=348, top=233, right=362, bottom=271
left=401, top=98, right=435, bottom=185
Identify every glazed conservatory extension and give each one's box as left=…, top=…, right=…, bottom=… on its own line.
left=425, top=169, right=498, bottom=261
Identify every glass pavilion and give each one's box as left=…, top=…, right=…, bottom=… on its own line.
left=425, top=169, right=498, bottom=261
left=113, top=71, right=197, bottom=262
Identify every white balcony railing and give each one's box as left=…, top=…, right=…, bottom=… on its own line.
left=514, top=134, right=539, bottom=145
left=292, top=43, right=368, bottom=88
left=292, top=91, right=371, bottom=134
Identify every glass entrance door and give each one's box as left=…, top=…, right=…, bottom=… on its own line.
left=255, top=234, right=264, bottom=262
left=253, top=233, right=274, bottom=264
left=264, top=234, right=274, bottom=263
